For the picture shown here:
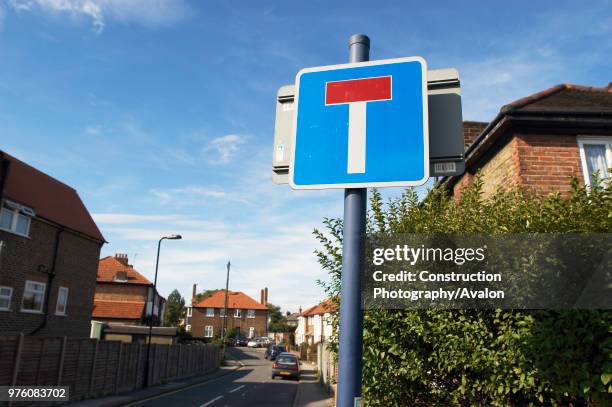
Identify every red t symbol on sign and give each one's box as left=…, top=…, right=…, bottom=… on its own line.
left=325, top=76, right=392, bottom=173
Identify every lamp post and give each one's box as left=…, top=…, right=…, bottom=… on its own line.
left=143, top=234, right=182, bottom=388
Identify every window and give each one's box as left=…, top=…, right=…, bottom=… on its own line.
left=0, top=202, right=32, bottom=237
left=55, top=287, right=69, bottom=316
left=578, top=137, right=612, bottom=186
left=247, top=309, right=256, bottom=318
left=0, top=286, right=13, bottom=311
left=204, top=325, right=213, bottom=338
left=234, top=308, right=241, bottom=318
left=186, top=307, right=192, bottom=317
left=248, top=327, right=255, bottom=338
left=219, top=308, right=226, bottom=317
left=186, top=324, right=191, bottom=332
left=21, top=281, right=45, bottom=313
left=113, top=272, right=128, bottom=282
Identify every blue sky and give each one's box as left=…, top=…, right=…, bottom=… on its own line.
left=1, top=0, right=611, bottom=312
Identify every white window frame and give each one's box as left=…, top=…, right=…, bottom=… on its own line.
left=248, top=327, right=255, bottom=338
left=186, top=307, right=192, bottom=317
left=577, top=136, right=612, bottom=187
left=21, top=280, right=46, bottom=313
left=204, top=325, right=213, bottom=338
left=55, top=287, right=69, bottom=316
left=206, top=307, right=215, bottom=317
left=234, top=308, right=241, bottom=318
left=185, top=324, right=191, bottom=332
left=219, top=308, right=226, bottom=318
left=0, top=205, right=31, bottom=238
left=0, top=286, right=13, bottom=311
left=247, top=309, right=255, bottom=318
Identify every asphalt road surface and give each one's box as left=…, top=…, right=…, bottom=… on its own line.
left=129, top=346, right=300, bottom=407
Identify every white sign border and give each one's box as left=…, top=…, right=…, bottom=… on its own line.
left=289, top=56, right=430, bottom=190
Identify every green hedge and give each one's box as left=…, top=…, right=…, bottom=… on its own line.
left=314, top=175, right=612, bottom=406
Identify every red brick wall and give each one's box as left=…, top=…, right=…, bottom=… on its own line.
left=515, top=134, right=583, bottom=197
left=452, top=133, right=584, bottom=199
left=190, top=307, right=268, bottom=339
left=0, top=217, right=102, bottom=337
left=463, top=121, right=488, bottom=150
left=94, top=284, right=148, bottom=302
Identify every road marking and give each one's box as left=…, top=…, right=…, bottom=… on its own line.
left=228, top=384, right=245, bottom=394
left=199, top=395, right=223, bottom=407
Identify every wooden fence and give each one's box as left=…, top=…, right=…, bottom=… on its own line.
left=0, top=334, right=221, bottom=402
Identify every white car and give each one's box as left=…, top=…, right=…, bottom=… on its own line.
left=247, top=337, right=268, bottom=348
left=247, top=339, right=261, bottom=348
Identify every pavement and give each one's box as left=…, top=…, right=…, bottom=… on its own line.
left=68, top=346, right=333, bottom=407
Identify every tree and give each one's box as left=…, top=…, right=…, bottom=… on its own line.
left=164, top=289, right=185, bottom=327
left=315, top=175, right=612, bottom=406
left=194, top=289, right=222, bottom=303
left=268, top=303, right=296, bottom=333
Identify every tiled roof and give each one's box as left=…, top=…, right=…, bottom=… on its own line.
left=0, top=151, right=105, bottom=242
left=92, top=300, right=145, bottom=320
left=501, top=83, right=612, bottom=114
left=442, top=82, right=612, bottom=189
left=97, top=256, right=152, bottom=285
left=193, top=290, right=267, bottom=310
left=302, top=299, right=337, bottom=316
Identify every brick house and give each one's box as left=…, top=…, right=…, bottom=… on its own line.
left=0, top=151, right=105, bottom=337
left=444, top=83, right=612, bottom=197
left=92, top=254, right=165, bottom=325
left=188, top=289, right=268, bottom=340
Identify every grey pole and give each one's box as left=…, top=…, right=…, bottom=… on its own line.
left=336, top=34, right=369, bottom=407
left=221, top=261, right=231, bottom=349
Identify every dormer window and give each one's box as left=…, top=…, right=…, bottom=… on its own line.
left=114, top=271, right=128, bottom=282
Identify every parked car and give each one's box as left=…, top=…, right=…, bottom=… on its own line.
left=234, top=337, right=248, bottom=347
left=271, top=352, right=300, bottom=380
left=265, top=345, right=286, bottom=360
left=247, top=337, right=267, bottom=348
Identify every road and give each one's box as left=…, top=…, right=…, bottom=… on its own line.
left=129, top=346, right=302, bottom=407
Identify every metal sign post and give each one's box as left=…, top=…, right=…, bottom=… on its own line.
left=276, top=33, right=449, bottom=407
left=336, top=33, right=369, bottom=407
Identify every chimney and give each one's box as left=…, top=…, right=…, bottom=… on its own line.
left=462, top=121, right=488, bottom=151
left=192, top=283, right=197, bottom=305
left=114, top=253, right=129, bottom=266
left=260, top=289, right=265, bottom=305
left=264, top=287, right=268, bottom=305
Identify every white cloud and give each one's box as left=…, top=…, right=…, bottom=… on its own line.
left=150, top=185, right=249, bottom=206
left=205, top=134, right=246, bottom=165
left=85, top=125, right=100, bottom=136
left=7, top=0, right=190, bottom=34
left=92, top=213, right=184, bottom=224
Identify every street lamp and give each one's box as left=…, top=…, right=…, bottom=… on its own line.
left=143, top=234, right=182, bottom=387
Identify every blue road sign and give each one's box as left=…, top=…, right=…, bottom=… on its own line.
left=289, top=57, right=429, bottom=189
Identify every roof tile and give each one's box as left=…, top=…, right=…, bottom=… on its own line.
left=193, top=290, right=267, bottom=310
left=97, top=256, right=152, bottom=285
left=1, top=151, right=104, bottom=241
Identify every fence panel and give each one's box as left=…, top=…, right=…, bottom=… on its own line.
left=0, top=336, right=222, bottom=403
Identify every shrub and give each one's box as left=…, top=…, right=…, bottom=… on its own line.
left=314, top=175, right=612, bottom=406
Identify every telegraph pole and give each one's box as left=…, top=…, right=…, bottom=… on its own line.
left=221, top=261, right=231, bottom=350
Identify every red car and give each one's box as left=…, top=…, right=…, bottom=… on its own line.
left=271, top=352, right=300, bottom=380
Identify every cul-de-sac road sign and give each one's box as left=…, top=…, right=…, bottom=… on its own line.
left=289, top=57, right=429, bottom=189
